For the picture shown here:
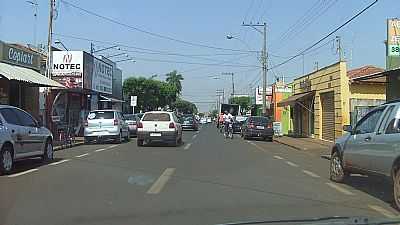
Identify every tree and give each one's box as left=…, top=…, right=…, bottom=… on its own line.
left=171, top=98, right=198, bottom=115
left=165, top=70, right=184, bottom=95
left=229, top=96, right=251, bottom=113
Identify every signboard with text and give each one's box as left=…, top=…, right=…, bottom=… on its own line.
left=52, top=51, right=84, bottom=88
left=0, top=42, right=40, bottom=70
left=388, top=18, right=400, bottom=57
left=131, top=96, right=137, bottom=107
left=255, top=87, right=272, bottom=106
left=92, top=58, right=113, bottom=94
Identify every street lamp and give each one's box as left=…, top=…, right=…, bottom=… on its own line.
left=54, top=40, right=69, bottom=51
left=115, top=58, right=136, bottom=63
left=226, top=34, right=254, bottom=52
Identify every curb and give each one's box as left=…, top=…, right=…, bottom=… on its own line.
left=54, top=141, right=85, bottom=151
left=274, top=139, right=331, bottom=160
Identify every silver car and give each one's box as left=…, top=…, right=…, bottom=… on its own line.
left=84, top=110, right=130, bottom=143
left=330, top=100, right=400, bottom=209
left=0, top=105, right=53, bottom=174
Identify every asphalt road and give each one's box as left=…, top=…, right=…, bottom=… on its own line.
left=1, top=124, right=399, bottom=225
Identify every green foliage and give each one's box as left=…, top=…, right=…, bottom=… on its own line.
left=171, top=98, right=198, bottom=115
left=210, top=109, right=218, bottom=118
left=165, top=70, right=184, bottom=95
left=229, top=96, right=251, bottom=113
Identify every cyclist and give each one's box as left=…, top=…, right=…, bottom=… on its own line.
left=223, top=110, right=234, bottom=134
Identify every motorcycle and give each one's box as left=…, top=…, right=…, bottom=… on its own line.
left=224, top=122, right=233, bottom=139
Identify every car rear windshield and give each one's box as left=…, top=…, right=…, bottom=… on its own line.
left=142, top=113, right=171, bottom=121
left=249, top=117, right=270, bottom=124
left=182, top=116, right=194, bottom=121
left=124, top=114, right=136, bottom=120
left=88, top=111, right=114, bottom=120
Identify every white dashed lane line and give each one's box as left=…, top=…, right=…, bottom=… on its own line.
left=192, top=135, right=197, bottom=140
left=48, top=159, right=71, bottom=166
left=75, top=153, right=90, bottom=158
left=95, top=148, right=107, bottom=152
left=285, top=161, right=299, bottom=167
left=7, top=169, right=39, bottom=178
left=326, top=182, right=355, bottom=195
left=302, top=170, right=321, bottom=178
left=273, top=155, right=284, bottom=160
left=106, top=145, right=118, bottom=149
left=184, top=143, right=192, bottom=150
left=368, top=204, right=399, bottom=218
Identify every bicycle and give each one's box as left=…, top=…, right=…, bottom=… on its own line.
left=57, top=124, right=76, bottom=149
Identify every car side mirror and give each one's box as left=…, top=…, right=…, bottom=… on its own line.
left=343, top=125, right=353, bottom=133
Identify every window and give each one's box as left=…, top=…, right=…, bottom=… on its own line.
left=0, top=108, right=20, bottom=125
left=87, top=111, right=114, bottom=120
left=355, top=107, right=385, bottom=134
left=14, top=109, right=37, bottom=127
left=142, top=113, right=171, bottom=121
left=249, top=116, right=270, bottom=125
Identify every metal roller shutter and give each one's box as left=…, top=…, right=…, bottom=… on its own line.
left=321, top=91, right=335, bottom=141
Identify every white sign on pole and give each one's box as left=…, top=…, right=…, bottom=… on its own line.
left=131, top=96, right=137, bottom=107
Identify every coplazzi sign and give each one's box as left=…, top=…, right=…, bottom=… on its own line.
left=0, top=41, right=40, bottom=70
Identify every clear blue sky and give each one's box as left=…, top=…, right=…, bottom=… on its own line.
left=0, top=0, right=398, bottom=112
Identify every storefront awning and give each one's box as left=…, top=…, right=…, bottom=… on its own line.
left=277, top=92, right=314, bottom=107
left=0, top=62, right=64, bottom=87
left=99, top=95, right=125, bottom=103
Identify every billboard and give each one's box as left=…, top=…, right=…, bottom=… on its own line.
left=388, top=18, right=400, bottom=57
left=92, top=57, right=113, bottom=94
left=255, top=87, right=272, bottom=105
left=52, top=51, right=84, bottom=88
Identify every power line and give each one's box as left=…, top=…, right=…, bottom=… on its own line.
left=270, top=0, right=378, bottom=70
left=59, top=0, right=256, bottom=53
left=129, top=57, right=260, bottom=68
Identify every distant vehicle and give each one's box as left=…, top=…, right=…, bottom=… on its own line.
left=0, top=105, right=53, bottom=174
left=200, top=118, right=207, bottom=124
left=123, top=114, right=141, bottom=136
left=329, top=101, right=400, bottom=209
left=84, top=110, right=130, bottom=143
left=136, top=111, right=182, bottom=146
left=233, top=116, right=248, bottom=134
left=181, top=114, right=199, bottom=131
left=206, top=117, right=212, bottom=123
left=241, top=116, right=273, bottom=141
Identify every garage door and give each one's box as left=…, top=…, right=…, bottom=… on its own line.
left=321, top=91, right=335, bottom=141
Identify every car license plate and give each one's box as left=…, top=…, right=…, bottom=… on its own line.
left=257, top=126, right=264, bottom=129
left=150, top=133, right=161, bottom=137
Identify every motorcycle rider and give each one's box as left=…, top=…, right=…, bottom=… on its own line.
left=223, top=110, right=234, bottom=135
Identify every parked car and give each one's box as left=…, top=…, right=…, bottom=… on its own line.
left=180, top=114, right=199, bottom=131
left=124, top=114, right=140, bottom=136
left=200, top=118, right=207, bottom=124
left=84, top=110, right=130, bottom=143
left=232, top=116, right=248, bottom=134
left=0, top=105, right=53, bottom=174
left=137, top=111, right=182, bottom=146
left=241, top=116, right=273, bottom=141
left=329, top=101, right=400, bottom=209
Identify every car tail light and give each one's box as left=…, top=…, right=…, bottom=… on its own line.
left=169, top=122, right=176, bottom=129
left=248, top=123, right=255, bottom=128
left=84, top=120, right=88, bottom=127
left=114, top=119, right=119, bottom=126
left=267, top=123, right=272, bottom=129
left=137, top=122, right=143, bottom=128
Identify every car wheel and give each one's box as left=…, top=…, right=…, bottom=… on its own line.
left=0, top=144, right=13, bottom=175
left=42, top=139, right=54, bottom=162
left=393, top=169, right=400, bottom=210
left=115, top=131, right=123, bottom=144
left=330, top=151, right=347, bottom=182
left=137, top=139, right=144, bottom=147
left=84, top=137, right=91, bottom=144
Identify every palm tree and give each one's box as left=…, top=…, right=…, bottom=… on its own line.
left=165, top=70, right=184, bottom=95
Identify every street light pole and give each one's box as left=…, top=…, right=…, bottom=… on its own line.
left=242, top=22, right=267, bottom=116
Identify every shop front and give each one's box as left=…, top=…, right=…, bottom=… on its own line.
left=0, top=41, right=63, bottom=120
left=278, top=62, right=350, bottom=141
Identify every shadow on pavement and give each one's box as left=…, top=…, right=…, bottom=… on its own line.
left=344, top=175, right=396, bottom=209
left=2, top=157, right=67, bottom=176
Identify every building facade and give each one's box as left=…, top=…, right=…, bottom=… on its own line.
left=271, top=82, right=292, bottom=135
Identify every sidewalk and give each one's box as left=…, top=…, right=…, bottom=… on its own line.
left=273, top=136, right=333, bottom=159
left=53, top=136, right=85, bottom=151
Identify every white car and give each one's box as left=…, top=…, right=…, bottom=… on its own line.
left=136, top=111, right=182, bottom=146
left=200, top=118, right=207, bottom=124
left=206, top=117, right=212, bottom=123
left=0, top=105, right=53, bottom=174
left=84, top=110, right=130, bottom=143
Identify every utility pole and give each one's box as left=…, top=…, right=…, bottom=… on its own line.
left=336, top=36, right=343, bottom=61
left=221, top=72, right=235, bottom=98
left=90, top=42, right=94, bottom=55
left=243, top=22, right=267, bottom=116
left=46, top=0, right=54, bottom=79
